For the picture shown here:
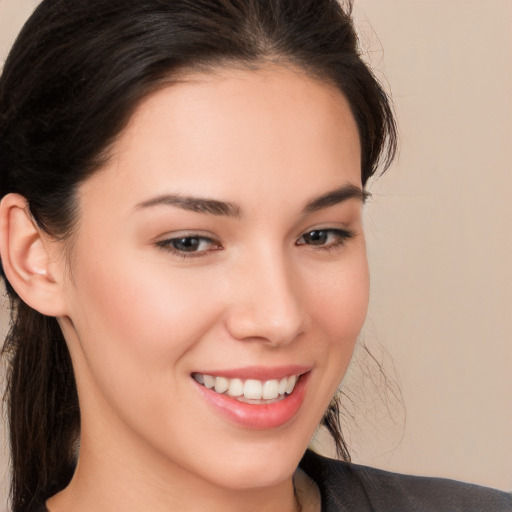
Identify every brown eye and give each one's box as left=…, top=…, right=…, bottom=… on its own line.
left=301, top=230, right=329, bottom=245
left=170, top=236, right=204, bottom=252
left=157, top=235, right=221, bottom=256
left=297, top=228, right=353, bottom=249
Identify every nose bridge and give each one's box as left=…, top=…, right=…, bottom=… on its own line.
left=226, top=242, right=305, bottom=345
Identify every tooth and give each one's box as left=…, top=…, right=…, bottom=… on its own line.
left=227, top=378, right=244, bottom=397
left=262, top=379, right=279, bottom=400
left=203, top=375, right=215, bottom=389
left=243, top=379, right=263, bottom=400
left=278, top=377, right=288, bottom=395
left=203, top=373, right=298, bottom=399
left=215, top=377, right=229, bottom=394
left=285, top=375, right=297, bottom=394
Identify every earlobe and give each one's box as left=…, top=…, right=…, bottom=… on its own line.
left=0, top=193, right=68, bottom=317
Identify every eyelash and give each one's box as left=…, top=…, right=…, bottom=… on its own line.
left=296, top=228, right=354, bottom=252
left=156, top=228, right=354, bottom=259
left=156, top=235, right=221, bottom=259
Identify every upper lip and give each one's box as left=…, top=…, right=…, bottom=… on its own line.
left=192, top=365, right=311, bottom=381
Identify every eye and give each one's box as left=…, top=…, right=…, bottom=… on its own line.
left=296, top=228, right=353, bottom=250
left=156, top=235, right=221, bottom=258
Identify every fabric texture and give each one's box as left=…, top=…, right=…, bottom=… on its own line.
left=299, top=449, right=512, bottom=511
left=28, top=449, right=512, bottom=512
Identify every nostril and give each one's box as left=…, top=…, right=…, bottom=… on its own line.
left=224, top=307, right=305, bottom=345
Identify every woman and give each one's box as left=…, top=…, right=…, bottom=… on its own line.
left=0, top=1, right=510, bottom=511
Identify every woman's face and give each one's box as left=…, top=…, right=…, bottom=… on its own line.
left=59, top=66, right=368, bottom=491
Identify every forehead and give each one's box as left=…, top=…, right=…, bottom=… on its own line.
left=80, top=65, right=361, bottom=213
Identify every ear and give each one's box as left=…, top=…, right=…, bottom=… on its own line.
left=0, top=193, right=68, bottom=317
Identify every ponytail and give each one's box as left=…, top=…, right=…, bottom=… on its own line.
left=2, top=298, right=79, bottom=511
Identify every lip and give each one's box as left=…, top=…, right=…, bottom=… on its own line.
left=193, top=369, right=311, bottom=429
left=192, top=364, right=311, bottom=381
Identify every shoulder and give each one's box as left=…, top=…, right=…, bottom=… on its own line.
left=299, top=449, right=512, bottom=512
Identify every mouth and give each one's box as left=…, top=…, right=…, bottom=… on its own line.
left=191, top=368, right=311, bottom=429
left=192, top=372, right=298, bottom=404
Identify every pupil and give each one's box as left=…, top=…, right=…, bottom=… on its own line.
left=306, top=230, right=327, bottom=245
left=174, top=237, right=200, bottom=251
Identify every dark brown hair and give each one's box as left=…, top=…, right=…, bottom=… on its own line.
left=0, top=1, right=397, bottom=510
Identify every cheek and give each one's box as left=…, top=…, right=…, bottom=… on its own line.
left=303, top=247, right=369, bottom=391
left=310, top=251, right=369, bottom=342
left=66, top=244, right=222, bottom=387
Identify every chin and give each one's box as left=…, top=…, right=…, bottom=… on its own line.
left=211, top=456, right=299, bottom=491
left=194, top=432, right=311, bottom=491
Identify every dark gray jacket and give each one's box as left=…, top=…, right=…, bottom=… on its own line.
left=300, top=449, right=512, bottom=511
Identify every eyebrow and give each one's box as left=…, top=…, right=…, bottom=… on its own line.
left=135, top=194, right=242, bottom=217
left=303, top=183, right=369, bottom=214
left=134, top=183, right=368, bottom=217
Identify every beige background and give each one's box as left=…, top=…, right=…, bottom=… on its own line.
left=0, top=0, right=511, bottom=509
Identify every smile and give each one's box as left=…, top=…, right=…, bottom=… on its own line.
left=192, top=366, right=311, bottom=429
left=192, top=373, right=298, bottom=402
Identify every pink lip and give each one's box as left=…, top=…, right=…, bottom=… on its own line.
left=192, top=364, right=311, bottom=380
left=194, top=370, right=310, bottom=429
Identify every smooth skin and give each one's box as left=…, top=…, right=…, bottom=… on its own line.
left=0, top=65, right=368, bottom=512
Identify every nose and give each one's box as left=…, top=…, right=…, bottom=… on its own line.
left=224, top=247, right=306, bottom=346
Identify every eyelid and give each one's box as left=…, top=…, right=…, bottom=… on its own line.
left=295, top=227, right=354, bottom=249
left=153, top=226, right=354, bottom=260
left=153, top=228, right=219, bottom=245
left=155, top=231, right=223, bottom=259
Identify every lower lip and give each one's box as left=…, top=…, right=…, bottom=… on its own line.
left=194, top=373, right=310, bottom=429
